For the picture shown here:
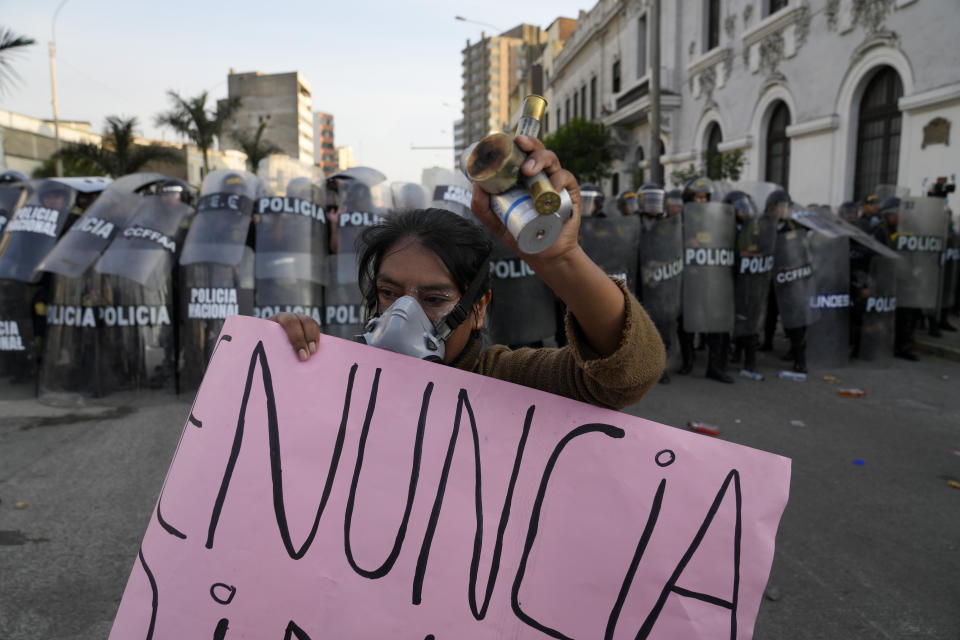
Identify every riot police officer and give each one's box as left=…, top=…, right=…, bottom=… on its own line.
left=678, top=177, right=734, bottom=382
left=872, top=197, right=919, bottom=359
left=616, top=190, right=639, bottom=216
left=580, top=183, right=605, bottom=218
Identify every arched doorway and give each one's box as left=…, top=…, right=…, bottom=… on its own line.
left=854, top=66, right=903, bottom=200
left=705, top=123, right=723, bottom=179
left=765, top=101, right=791, bottom=190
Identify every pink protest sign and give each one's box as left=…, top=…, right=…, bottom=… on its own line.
left=110, top=316, right=790, bottom=639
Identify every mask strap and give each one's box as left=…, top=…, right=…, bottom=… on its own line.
left=433, top=250, right=493, bottom=343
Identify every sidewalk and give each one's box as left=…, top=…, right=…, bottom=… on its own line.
left=913, top=309, right=960, bottom=362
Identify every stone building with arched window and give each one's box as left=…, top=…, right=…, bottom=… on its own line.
left=548, top=0, right=959, bottom=207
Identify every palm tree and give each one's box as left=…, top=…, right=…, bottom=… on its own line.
left=0, top=27, right=37, bottom=95
left=232, top=121, right=283, bottom=172
left=51, top=116, right=183, bottom=177
left=154, top=90, right=241, bottom=175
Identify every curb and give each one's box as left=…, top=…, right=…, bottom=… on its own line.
left=913, top=337, right=960, bottom=363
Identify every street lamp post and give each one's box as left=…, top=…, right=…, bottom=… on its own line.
left=49, top=0, right=70, bottom=177
left=454, top=15, right=504, bottom=34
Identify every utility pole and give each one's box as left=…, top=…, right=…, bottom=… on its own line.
left=49, top=0, right=71, bottom=178
left=649, top=0, right=662, bottom=186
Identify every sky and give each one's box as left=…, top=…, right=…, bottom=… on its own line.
left=2, top=0, right=591, bottom=184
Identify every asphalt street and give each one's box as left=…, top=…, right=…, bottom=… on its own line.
left=1, top=332, right=958, bottom=639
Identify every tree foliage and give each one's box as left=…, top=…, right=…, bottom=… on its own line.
left=670, top=149, right=746, bottom=187
left=543, top=118, right=620, bottom=185
left=32, top=154, right=99, bottom=179
left=51, top=116, right=183, bottom=178
left=232, top=121, right=283, bottom=173
left=0, top=28, right=36, bottom=95
left=155, top=91, right=241, bottom=173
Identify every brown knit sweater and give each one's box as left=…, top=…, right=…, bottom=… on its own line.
left=450, top=279, right=666, bottom=410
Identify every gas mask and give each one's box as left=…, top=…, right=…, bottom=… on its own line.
left=357, top=251, right=492, bottom=363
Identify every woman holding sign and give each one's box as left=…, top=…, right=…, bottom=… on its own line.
left=270, top=136, right=665, bottom=409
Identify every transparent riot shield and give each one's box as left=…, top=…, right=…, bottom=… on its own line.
left=807, top=234, right=850, bottom=369
left=941, top=230, right=959, bottom=310
left=179, top=170, right=262, bottom=267
left=0, top=280, right=37, bottom=385
left=895, top=197, right=949, bottom=309
left=682, top=202, right=736, bottom=333
left=0, top=184, right=27, bottom=234
left=733, top=213, right=777, bottom=338
left=254, top=183, right=328, bottom=328
left=579, top=216, right=640, bottom=291
left=0, top=180, right=77, bottom=283
left=486, top=239, right=556, bottom=347
left=95, top=196, right=193, bottom=394
left=773, top=227, right=818, bottom=330
left=858, top=256, right=897, bottom=362
left=733, top=181, right=782, bottom=214
left=323, top=209, right=382, bottom=340
left=639, top=214, right=684, bottom=328
left=431, top=184, right=473, bottom=218
left=36, top=189, right=141, bottom=279
left=178, top=248, right=255, bottom=391
left=390, top=182, right=428, bottom=210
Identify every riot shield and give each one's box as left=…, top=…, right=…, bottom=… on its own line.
left=807, top=234, right=850, bottom=369
left=941, top=229, right=959, bottom=309
left=579, top=216, right=640, bottom=291
left=431, top=184, right=473, bottom=218
left=0, top=281, right=37, bottom=383
left=0, top=180, right=77, bottom=283
left=733, top=181, right=782, bottom=214
left=254, top=182, right=328, bottom=328
left=733, top=213, right=777, bottom=338
left=639, top=214, right=684, bottom=328
left=485, top=238, right=556, bottom=346
left=773, top=227, right=818, bottom=330
left=95, top=196, right=193, bottom=393
left=36, top=189, right=141, bottom=279
left=0, top=184, right=27, bottom=234
left=324, top=209, right=383, bottom=340
left=179, top=170, right=262, bottom=267
left=178, top=248, right=255, bottom=391
left=857, top=256, right=897, bottom=362
left=390, top=182, right=428, bottom=210
left=895, top=197, right=949, bottom=309
left=791, top=207, right=898, bottom=259
left=681, top=202, right=735, bottom=333
left=39, top=273, right=105, bottom=399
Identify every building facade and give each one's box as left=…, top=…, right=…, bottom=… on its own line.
left=460, top=24, right=547, bottom=148
left=222, top=70, right=315, bottom=166
left=314, top=111, right=336, bottom=175
left=548, top=0, right=959, bottom=206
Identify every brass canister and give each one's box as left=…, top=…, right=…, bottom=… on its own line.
left=514, top=94, right=547, bottom=139
left=525, top=172, right=561, bottom=215
left=465, top=133, right=526, bottom=194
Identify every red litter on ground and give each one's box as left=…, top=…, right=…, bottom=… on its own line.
left=837, top=388, right=867, bottom=397
left=687, top=421, right=720, bottom=437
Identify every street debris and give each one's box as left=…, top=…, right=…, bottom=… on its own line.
left=837, top=388, right=867, bottom=397
left=853, top=459, right=866, bottom=466
left=687, top=421, right=720, bottom=437
left=777, top=370, right=807, bottom=381
left=14, top=501, right=27, bottom=510
left=789, top=420, right=806, bottom=427
left=823, top=375, right=840, bottom=383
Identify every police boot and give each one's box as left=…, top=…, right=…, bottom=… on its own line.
left=678, top=333, right=694, bottom=375
left=744, top=345, right=758, bottom=373
left=730, top=341, right=742, bottom=364
left=705, top=336, right=734, bottom=384
left=792, top=344, right=808, bottom=374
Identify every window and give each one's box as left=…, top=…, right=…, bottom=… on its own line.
left=766, top=0, right=788, bottom=16
left=565, top=98, right=570, bottom=124
left=612, top=172, right=620, bottom=197
left=704, top=123, right=723, bottom=179
left=590, top=76, right=597, bottom=120
left=705, top=0, right=720, bottom=52
left=543, top=111, right=549, bottom=134
left=580, top=85, right=587, bottom=120
left=765, top=101, right=791, bottom=191
left=612, top=60, right=621, bottom=93
left=638, top=15, right=648, bottom=77
left=573, top=93, right=579, bottom=119
left=854, top=67, right=903, bottom=200
left=557, top=108, right=562, bottom=128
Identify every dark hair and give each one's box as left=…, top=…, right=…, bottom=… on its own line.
left=357, top=208, right=492, bottom=319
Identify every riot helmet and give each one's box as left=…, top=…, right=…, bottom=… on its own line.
left=878, top=196, right=900, bottom=229
left=579, top=183, right=604, bottom=217
left=219, top=172, right=247, bottom=195
left=0, top=169, right=28, bottom=184
left=722, top=190, right=758, bottom=222
left=286, top=177, right=323, bottom=203
left=838, top=201, right=858, bottom=224
left=665, top=189, right=684, bottom=217
left=637, top=183, right=665, bottom=217
left=764, top=189, right=792, bottom=221
left=38, top=179, right=72, bottom=211
left=343, top=180, right=374, bottom=212
left=616, top=190, right=639, bottom=216
left=155, top=178, right=193, bottom=205
left=682, top=177, right=714, bottom=203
